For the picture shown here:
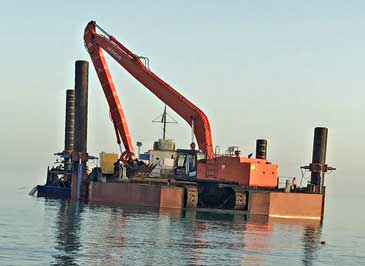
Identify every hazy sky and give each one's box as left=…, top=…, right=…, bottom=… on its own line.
left=1, top=1, right=364, bottom=195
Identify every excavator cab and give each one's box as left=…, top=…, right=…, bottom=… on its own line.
left=173, top=149, right=205, bottom=179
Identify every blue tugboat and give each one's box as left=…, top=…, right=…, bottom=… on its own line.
left=37, top=153, right=72, bottom=199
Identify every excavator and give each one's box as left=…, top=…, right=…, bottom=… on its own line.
left=84, top=21, right=278, bottom=209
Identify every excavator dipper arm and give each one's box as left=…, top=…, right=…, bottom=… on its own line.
left=84, top=23, right=134, bottom=154
left=84, top=21, right=214, bottom=159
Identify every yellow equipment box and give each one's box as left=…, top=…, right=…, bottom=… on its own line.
left=99, top=152, right=119, bottom=174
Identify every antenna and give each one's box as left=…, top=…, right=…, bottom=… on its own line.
left=152, top=105, right=177, bottom=140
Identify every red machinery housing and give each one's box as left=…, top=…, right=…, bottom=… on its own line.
left=84, top=21, right=278, bottom=188
left=198, top=157, right=278, bottom=187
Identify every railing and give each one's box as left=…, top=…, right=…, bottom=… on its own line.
left=277, top=176, right=300, bottom=190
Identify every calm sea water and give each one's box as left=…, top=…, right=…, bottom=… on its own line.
left=0, top=188, right=364, bottom=266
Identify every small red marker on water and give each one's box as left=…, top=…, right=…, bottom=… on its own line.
left=321, top=240, right=326, bottom=245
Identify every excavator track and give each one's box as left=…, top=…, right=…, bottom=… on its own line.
left=233, top=188, right=247, bottom=210
left=185, top=186, right=198, bottom=208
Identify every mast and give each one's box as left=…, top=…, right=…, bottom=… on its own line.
left=162, top=105, right=167, bottom=140
left=153, top=105, right=177, bottom=140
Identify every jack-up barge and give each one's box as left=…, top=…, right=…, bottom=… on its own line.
left=37, top=21, right=335, bottom=223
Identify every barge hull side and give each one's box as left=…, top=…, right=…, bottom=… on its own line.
left=89, top=182, right=184, bottom=209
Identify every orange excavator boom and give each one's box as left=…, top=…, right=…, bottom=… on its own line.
left=84, top=21, right=214, bottom=159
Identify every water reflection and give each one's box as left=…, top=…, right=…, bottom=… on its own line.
left=46, top=201, right=322, bottom=266
left=302, top=226, right=322, bottom=266
left=48, top=199, right=82, bottom=266
left=182, top=210, right=209, bottom=265
left=89, top=207, right=128, bottom=266
left=241, top=215, right=272, bottom=266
